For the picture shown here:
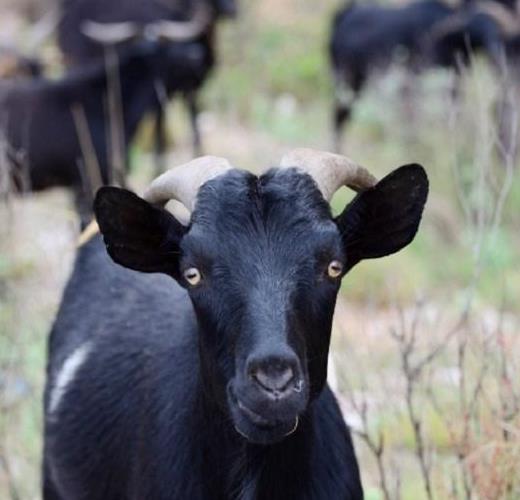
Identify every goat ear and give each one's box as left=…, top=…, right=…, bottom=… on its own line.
left=336, top=164, right=428, bottom=273
left=94, top=187, right=187, bottom=278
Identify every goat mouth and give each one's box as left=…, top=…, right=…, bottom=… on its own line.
left=228, top=389, right=300, bottom=444
left=236, top=398, right=273, bottom=427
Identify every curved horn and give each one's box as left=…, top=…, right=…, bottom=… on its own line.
left=81, top=20, right=141, bottom=44
left=280, top=148, right=377, bottom=201
left=143, top=156, right=233, bottom=211
left=475, top=2, right=520, bottom=37
left=144, top=4, right=212, bottom=42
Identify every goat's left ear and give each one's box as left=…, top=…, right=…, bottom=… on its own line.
left=336, top=164, right=428, bottom=273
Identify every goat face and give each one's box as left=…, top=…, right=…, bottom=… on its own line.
left=182, top=169, right=340, bottom=444
left=95, top=162, right=428, bottom=445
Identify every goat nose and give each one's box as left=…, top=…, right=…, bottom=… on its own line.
left=256, top=366, right=294, bottom=392
left=249, top=358, right=298, bottom=396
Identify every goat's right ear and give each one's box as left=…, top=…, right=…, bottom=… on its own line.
left=94, top=187, right=187, bottom=277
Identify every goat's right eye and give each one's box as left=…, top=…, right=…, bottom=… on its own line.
left=183, top=267, right=202, bottom=287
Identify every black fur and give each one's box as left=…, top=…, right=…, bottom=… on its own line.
left=44, top=164, right=428, bottom=499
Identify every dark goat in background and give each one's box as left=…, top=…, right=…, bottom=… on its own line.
left=427, top=1, right=520, bottom=156
left=330, top=0, right=456, bottom=151
left=43, top=150, right=428, bottom=499
left=0, top=42, right=204, bottom=216
left=57, top=0, right=237, bottom=163
left=329, top=0, right=520, bottom=151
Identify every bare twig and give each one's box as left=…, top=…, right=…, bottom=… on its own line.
left=104, top=46, right=126, bottom=187
left=71, top=103, right=103, bottom=196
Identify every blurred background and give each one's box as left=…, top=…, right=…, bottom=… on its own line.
left=1, top=0, right=519, bottom=498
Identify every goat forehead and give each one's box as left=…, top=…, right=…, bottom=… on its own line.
left=192, top=169, right=332, bottom=230
left=187, top=169, right=339, bottom=258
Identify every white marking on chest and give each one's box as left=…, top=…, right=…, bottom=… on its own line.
left=48, top=342, right=93, bottom=416
left=327, top=353, right=339, bottom=393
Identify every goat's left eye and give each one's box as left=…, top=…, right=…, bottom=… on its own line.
left=327, top=260, right=343, bottom=279
left=183, top=267, right=202, bottom=286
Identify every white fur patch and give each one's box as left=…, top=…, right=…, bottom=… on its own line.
left=48, top=342, right=92, bottom=415
left=327, top=353, right=339, bottom=393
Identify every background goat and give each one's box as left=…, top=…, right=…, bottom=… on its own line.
left=329, top=0, right=520, bottom=151
left=43, top=150, right=428, bottom=499
left=57, top=0, right=237, bottom=164
left=1, top=41, right=204, bottom=216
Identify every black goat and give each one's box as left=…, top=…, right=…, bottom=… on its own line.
left=330, top=0, right=520, bottom=150
left=330, top=0, right=457, bottom=151
left=43, top=150, right=428, bottom=499
left=58, top=0, right=237, bottom=162
left=1, top=42, right=204, bottom=214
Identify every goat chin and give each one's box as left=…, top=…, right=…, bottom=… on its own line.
left=232, top=412, right=300, bottom=446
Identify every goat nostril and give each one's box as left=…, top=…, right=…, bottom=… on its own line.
left=254, top=366, right=295, bottom=394
left=293, top=379, right=304, bottom=393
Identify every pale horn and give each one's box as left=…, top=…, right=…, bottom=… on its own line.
left=81, top=156, right=230, bottom=244
left=81, top=20, right=141, bottom=44
left=280, top=148, right=377, bottom=202
left=143, top=156, right=233, bottom=212
left=145, top=4, right=212, bottom=42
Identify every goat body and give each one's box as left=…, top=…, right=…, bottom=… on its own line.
left=44, top=236, right=361, bottom=499
left=331, top=0, right=454, bottom=78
